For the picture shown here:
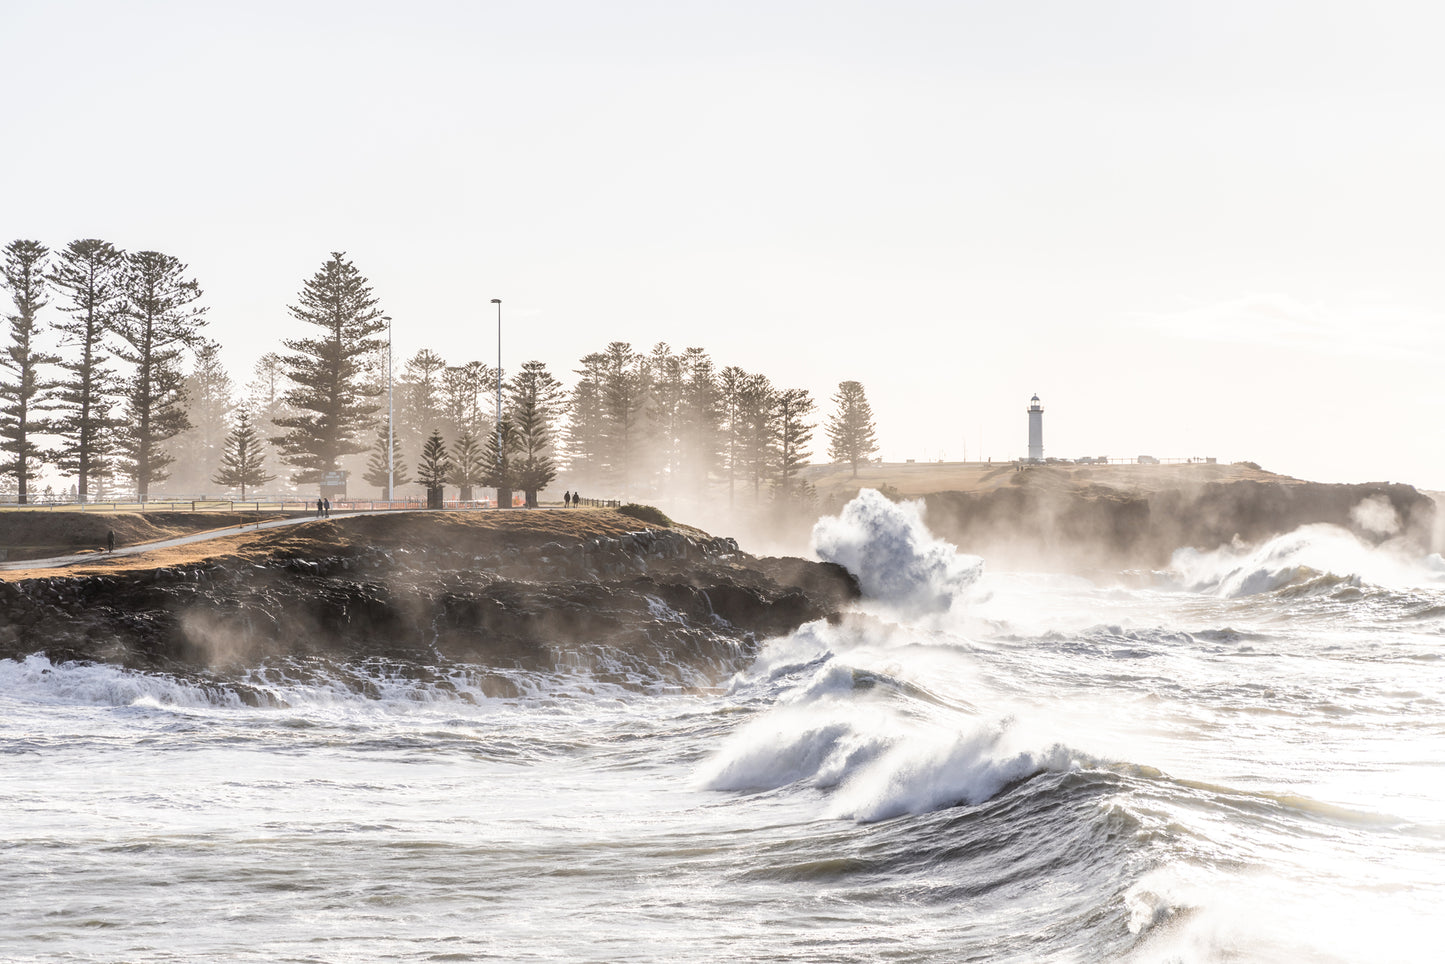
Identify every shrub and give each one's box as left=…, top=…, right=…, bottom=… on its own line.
left=617, top=503, right=672, bottom=527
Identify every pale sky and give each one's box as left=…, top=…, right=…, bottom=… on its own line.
left=5, top=0, right=1444, bottom=489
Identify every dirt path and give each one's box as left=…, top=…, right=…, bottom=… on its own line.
left=0, top=511, right=366, bottom=574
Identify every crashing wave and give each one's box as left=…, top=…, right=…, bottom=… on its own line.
left=1171, top=523, right=1443, bottom=598
left=812, top=489, right=982, bottom=616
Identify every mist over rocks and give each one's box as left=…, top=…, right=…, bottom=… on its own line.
left=0, top=512, right=859, bottom=697
left=912, top=467, right=1437, bottom=570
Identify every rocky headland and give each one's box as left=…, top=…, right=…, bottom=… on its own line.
left=914, top=464, right=1438, bottom=570
left=0, top=509, right=859, bottom=699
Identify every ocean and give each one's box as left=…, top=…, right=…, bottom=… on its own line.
left=3, top=492, right=1442, bottom=962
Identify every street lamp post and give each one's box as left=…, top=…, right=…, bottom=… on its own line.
left=491, top=298, right=503, bottom=508
left=385, top=315, right=394, bottom=503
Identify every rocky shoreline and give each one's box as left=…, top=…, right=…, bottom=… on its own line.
left=0, top=514, right=860, bottom=699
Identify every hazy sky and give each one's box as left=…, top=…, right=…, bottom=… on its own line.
left=6, top=0, right=1444, bottom=488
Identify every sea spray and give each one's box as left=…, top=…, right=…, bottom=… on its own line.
left=1170, top=522, right=1444, bottom=597
left=1350, top=494, right=1402, bottom=537
left=811, top=489, right=982, bottom=615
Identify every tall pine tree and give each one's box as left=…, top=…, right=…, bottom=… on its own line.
left=644, top=342, right=685, bottom=491
left=113, top=250, right=207, bottom=501
left=564, top=351, right=608, bottom=492
left=243, top=351, right=292, bottom=488
left=735, top=372, right=778, bottom=503
left=50, top=239, right=125, bottom=503
left=362, top=423, right=410, bottom=497
left=481, top=416, right=519, bottom=507
left=774, top=387, right=815, bottom=501
left=717, top=365, right=746, bottom=507
left=168, top=339, right=235, bottom=492
left=0, top=240, right=58, bottom=503
left=508, top=360, right=563, bottom=508
left=445, top=427, right=485, bottom=501
left=271, top=253, right=386, bottom=486
left=397, top=349, right=447, bottom=452
left=678, top=347, right=721, bottom=503
left=417, top=429, right=452, bottom=507
left=826, top=380, right=878, bottom=478
left=599, top=341, right=645, bottom=496
left=440, top=361, right=492, bottom=442
left=211, top=409, right=276, bottom=500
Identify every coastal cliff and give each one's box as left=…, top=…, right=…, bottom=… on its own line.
left=0, top=511, right=859, bottom=698
left=916, top=466, right=1437, bottom=569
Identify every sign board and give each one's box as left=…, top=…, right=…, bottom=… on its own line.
left=320, top=470, right=349, bottom=499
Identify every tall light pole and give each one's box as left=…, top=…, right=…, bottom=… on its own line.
left=385, top=315, right=394, bottom=502
left=491, top=298, right=502, bottom=507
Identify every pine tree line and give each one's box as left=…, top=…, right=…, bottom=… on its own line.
left=560, top=343, right=876, bottom=511
left=0, top=239, right=209, bottom=503
left=0, top=242, right=880, bottom=504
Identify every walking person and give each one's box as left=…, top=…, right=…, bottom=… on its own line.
left=316, top=498, right=323, bottom=518
left=106, top=530, right=115, bottom=553
left=323, top=498, right=330, bottom=518
left=563, top=490, right=571, bottom=508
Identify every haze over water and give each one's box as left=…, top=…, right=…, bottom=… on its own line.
left=4, top=492, right=1442, bottom=961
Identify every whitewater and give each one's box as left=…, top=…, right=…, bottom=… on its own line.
left=3, top=491, right=1443, bottom=962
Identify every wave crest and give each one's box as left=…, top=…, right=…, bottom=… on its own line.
left=812, top=489, right=982, bottom=615
left=1171, top=523, right=1444, bottom=597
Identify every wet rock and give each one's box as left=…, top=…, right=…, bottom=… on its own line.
left=0, top=526, right=860, bottom=690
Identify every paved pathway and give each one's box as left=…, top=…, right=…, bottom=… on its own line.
left=0, top=511, right=369, bottom=573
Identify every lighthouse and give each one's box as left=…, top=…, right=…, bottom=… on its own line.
left=1027, top=394, right=1044, bottom=461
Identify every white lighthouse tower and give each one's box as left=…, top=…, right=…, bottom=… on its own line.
left=1027, top=394, right=1044, bottom=461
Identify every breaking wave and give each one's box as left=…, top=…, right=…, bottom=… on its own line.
left=811, top=489, right=982, bottom=615
left=1170, top=522, right=1445, bottom=597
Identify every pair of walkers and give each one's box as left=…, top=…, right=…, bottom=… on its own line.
left=561, top=490, right=583, bottom=508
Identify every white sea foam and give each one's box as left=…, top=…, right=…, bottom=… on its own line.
left=811, top=489, right=982, bottom=616
left=1170, top=523, right=1443, bottom=597
left=0, top=654, right=610, bottom=712
left=0, top=654, right=243, bottom=709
